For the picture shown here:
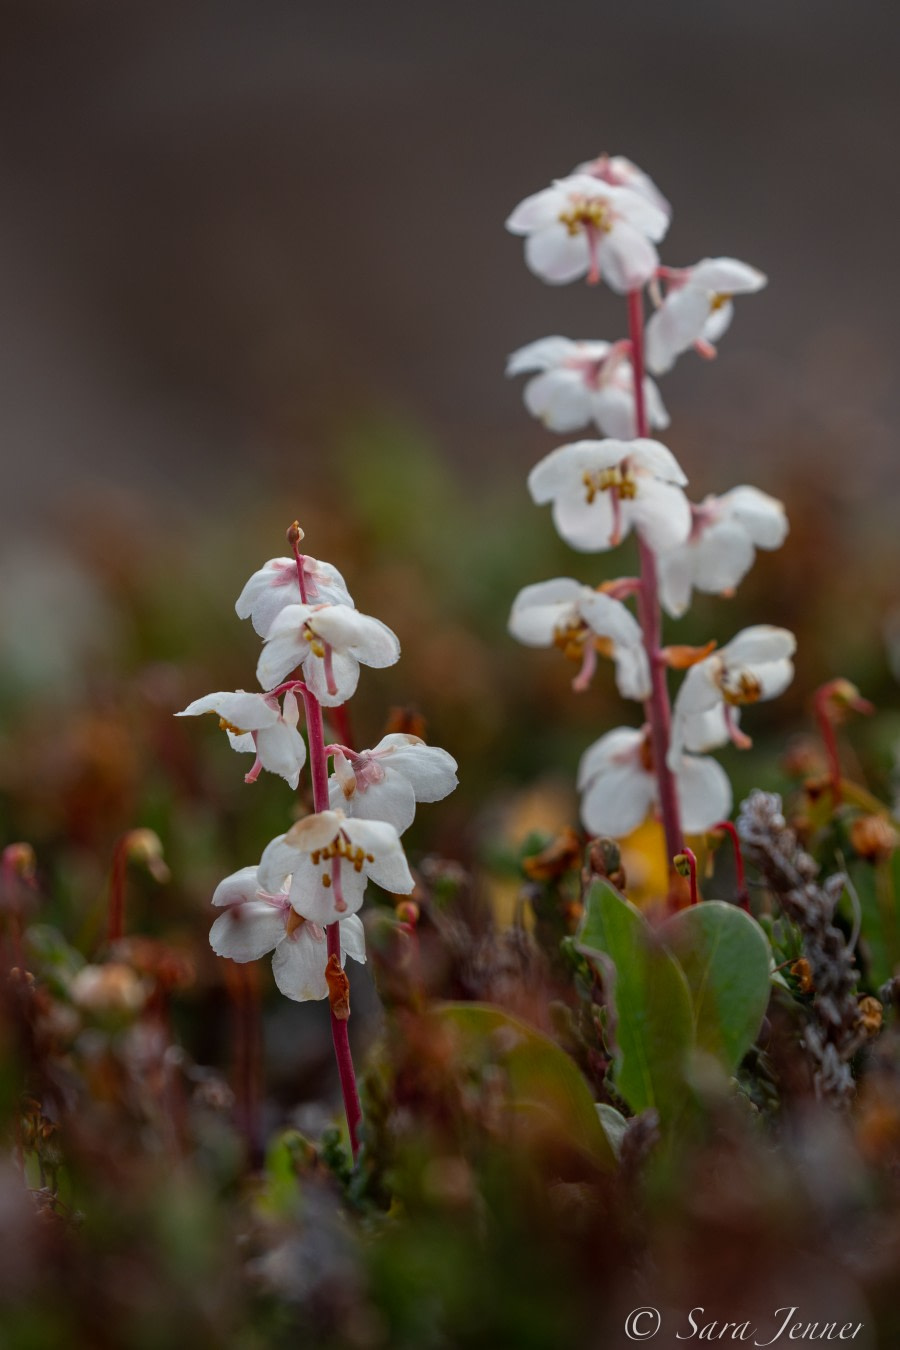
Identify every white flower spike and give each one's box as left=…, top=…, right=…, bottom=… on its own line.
left=176, top=688, right=307, bottom=788
left=507, top=337, right=668, bottom=439
left=528, top=438, right=691, bottom=554
left=657, top=486, right=789, bottom=618
left=256, top=603, right=400, bottom=704
left=328, top=734, right=458, bottom=835
left=506, top=173, right=668, bottom=291
left=236, top=555, right=353, bottom=638
left=669, top=625, right=796, bottom=766
left=645, top=257, right=767, bottom=376
left=208, top=865, right=365, bottom=1002
left=509, top=578, right=650, bottom=700
left=578, top=726, right=732, bottom=839
left=258, top=809, right=414, bottom=927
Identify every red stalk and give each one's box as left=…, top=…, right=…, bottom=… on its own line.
left=298, top=684, right=363, bottom=1159
left=627, top=288, right=684, bottom=868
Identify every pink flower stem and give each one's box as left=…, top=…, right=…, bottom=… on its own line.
left=677, top=847, right=699, bottom=906
left=712, top=819, right=750, bottom=911
left=627, top=287, right=685, bottom=868
left=298, top=683, right=363, bottom=1159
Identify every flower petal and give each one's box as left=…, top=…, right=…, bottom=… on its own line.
left=176, top=689, right=278, bottom=730
left=209, top=902, right=284, bottom=962
left=212, top=865, right=264, bottom=909
left=580, top=760, right=656, bottom=837
left=345, top=819, right=415, bottom=895
left=271, top=923, right=329, bottom=1000
left=508, top=579, right=583, bottom=646
left=630, top=478, right=692, bottom=552
left=525, top=223, right=590, bottom=285
left=675, top=755, right=733, bottom=834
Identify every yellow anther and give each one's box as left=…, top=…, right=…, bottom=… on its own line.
left=582, top=464, right=636, bottom=506
left=218, top=717, right=249, bottom=736
left=322, top=874, right=332, bottom=888
left=709, top=292, right=732, bottom=312
left=558, top=200, right=612, bottom=237
left=720, top=670, right=763, bottom=706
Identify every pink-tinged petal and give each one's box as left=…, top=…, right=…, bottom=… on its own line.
left=255, top=721, right=308, bottom=790
left=630, top=479, right=692, bottom=552
left=210, top=902, right=284, bottom=962
left=524, top=224, right=590, bottom=285
left=580, top=761, right=656, bottom=837
left=506, top=186, right=566, bottom=234
left=675, top=755, right=733, bottom=834
left=369, top=735, right=459, bottom=803
left=597, top=222, right=659, bottom=293
left=577, top=727, right=644, bottom=791
left=303, top=648, right=361, bottom=706
left=176, top=689, right=278, bottom=730
left=271, top=923, right=329, bottom=1001
left=524, top=369, right=594, bottom=432
left=506, top=337, right=581, bottom=375
left=627, top=438, right=687, bottom=485
left=721, top=486, right=788, bottom=550
left=509, top=578, right=583, bottom=646
left=304, top=558, right=354, bottom=608
left=690, top=258, right=767, bottom=295
left=212, top=865, right=263, bottom=909
left=258, top=834, right=301, bottom=893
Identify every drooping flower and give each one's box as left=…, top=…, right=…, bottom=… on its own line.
left=258, top=809, right=414, bottom=927
left=645, top=257, right=766, bottom=375
left=236, top=555, right=353, bottom=637
left=256, top=603, right=400, bottom=704
left=657, top=486, right=789, bottom=618
left=577, top=726, right=732, bottom=838
left=669, top=625, right=796, bottom=766
left=574, top=153, right=671, bottom=219
left=328, top=733, right=458, bottom=835
left=208, top=865, right=365, bottom=1002
left=528, top=438, right=691, bottom=553
left=506, top=337, right=668, bottom=438
left=508, top=578, right=650, bottom=699
left=175, top=688, right=307, bottom=787
left=506, top=173, right=668, bottom=290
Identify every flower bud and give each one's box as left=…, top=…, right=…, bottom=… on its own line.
left=850, top=814, right=897, bottom=864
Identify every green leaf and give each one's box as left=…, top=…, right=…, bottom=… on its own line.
left=576, top=881, right=694, bottom=1122
left=661, top=901, right=771, bottom=1073
left=429, top=1002, right=615, bottom=1170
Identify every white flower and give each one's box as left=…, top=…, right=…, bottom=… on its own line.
left=528, top=438, right=690, bottom=553
left=574, top=153, right=671, bottom=219
left=578, top=726, right=732, bottom=838
left=645, top=257, right=766, bottom=375
left=208, top=865, right=365, bottom=1002
left=236, top=555, right=353, bottom=638
left=256, top=603, right=400, bottom=704
left=657, top=486, right=789, bottom=618
left=506, top=173, right=668, bottom=291
left=175, top=688, right=307, bottom=788
left=328, top=733, right=458, bottom=835
left=508, top=578, right=649, bottom=700
left=506, top=337, right=669, bottom=438
left=258, top=809, right=414, bottom=926
left=669, top=625, right=796, bottom=766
